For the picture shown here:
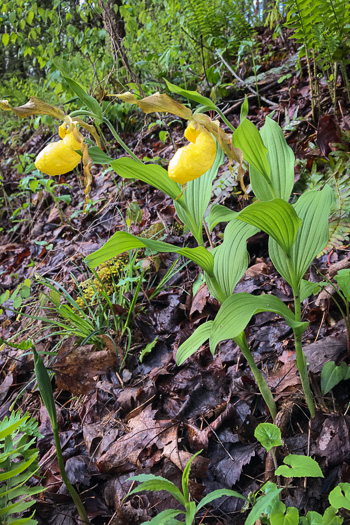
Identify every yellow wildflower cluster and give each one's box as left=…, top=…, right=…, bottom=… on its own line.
left=76, top=257, right=124, bottom=308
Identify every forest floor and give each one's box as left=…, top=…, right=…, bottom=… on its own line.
left=1, top=27, right=350, bottom=525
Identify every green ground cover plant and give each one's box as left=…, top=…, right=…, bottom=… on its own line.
left=0, top=410, right=44, bottom=525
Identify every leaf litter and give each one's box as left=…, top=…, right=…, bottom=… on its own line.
left=0, top=27, right=350, bottom=525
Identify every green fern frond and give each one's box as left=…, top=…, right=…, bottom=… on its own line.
left=0, top=411, right=44, bottom=525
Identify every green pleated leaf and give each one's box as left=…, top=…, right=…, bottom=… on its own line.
left=269, top=186, right=335, bottom=289
left=176, top=322, right=213, bottom=365
left=174, top=141, right=224, bottom=244
left=250, top=117, right=294, bottom=202
left=245, top=489, right=283, bottom=525
left=196, top=489, right=246, bottom=513
left=237, top=199, right=302, bottom=256
left=110, top=158, right=186, bottom=208
left=85, top=232, right=214, bottom=275
left=165, top=79, right=216, bottom=110
left=63, top=76, right=102, bottom=120
left=232, top=118, right=270, bottom=182
left=275, top=455, right=324, bottom=478
left=207, top=204, right=238, bottom=232
left=127, top=474, right=186, bottom=506
left=206, top=220, right=258, bottom=301
left=209, top=293, right=308, bottom=353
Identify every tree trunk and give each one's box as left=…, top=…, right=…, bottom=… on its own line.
left=98, top=0, right=143, bottom=94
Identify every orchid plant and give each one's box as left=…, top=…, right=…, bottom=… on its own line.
left=1, top=79, right=334, bottom=419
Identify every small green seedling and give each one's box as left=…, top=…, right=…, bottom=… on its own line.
left=125, top=451, right=245, bottom=524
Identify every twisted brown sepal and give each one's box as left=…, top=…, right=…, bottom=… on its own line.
left=0, top=97, right=66, bottom=120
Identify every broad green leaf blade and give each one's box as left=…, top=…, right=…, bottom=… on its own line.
left=271, top=506, right=299, bottom=525
left=269, top=186, right=335, bottom=289
left=275, top=455, right=324, bottom=478
left=329, top=483, right=350, bottom=511
left=176, top=322, right=213, bottom=365
left=321, top=361, right=350, bottom=395
left=300, top=280, right=323, bottom=302
left=85, top=232, right=213, bottom=275
left=196, top=489, right=246, bottom=513
left=301, top=511, right=324, bottom=525
left=63, top=76, right=102, bottom=119
left=250, top=117, right=294, bottom=202
left=237, top=199, right=302, bottom=255
left=209, top=293, right=308, bottom=353
left=88, top=147, right=114, bottom=165
left=182, top=451, right=202, bottom=504
left=322, top=506, right=343, bottom=525
left=32, top=347, right=57, bottom=428
left=206, top=220, right=258, bottom=301
left=254, top=423, right=282, bottom=452
left=245, top=489, right=282, bottom=525
left=127, top=474, right=185, bottom=506
left=165, top=79, right=216, bottom=110
left=174, top=141, right=224, bottom=244
left=232, top=118, right=270, bottom=182
left=334, top=269, right=350, bottom=302
left=143, top=509, right=185, bottom=525
left=110, top=158, right=186, bottom=208
left=207, top=204, right=237, bottom=232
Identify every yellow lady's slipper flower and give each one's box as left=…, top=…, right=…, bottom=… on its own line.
left=35, top=125, right=82, bottom=176
left=168, top=122, right=216, bottom=185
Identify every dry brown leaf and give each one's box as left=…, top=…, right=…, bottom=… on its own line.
left=52, top=337, right=118, bottom=394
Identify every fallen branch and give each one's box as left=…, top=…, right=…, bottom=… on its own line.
left=215, top=49, right=276, bottom=107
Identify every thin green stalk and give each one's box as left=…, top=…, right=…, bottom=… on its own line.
left=292, top=289, right=316, bottom=418
left=251, top=52, right=261, bottom=108
left=103, top=117, right=142, bottom=163
left=52, top=428, right=90, bottom=524
left=236, top=333, right=277, bottom=419
left=284, top=255, right=315, bottom=417
left=339, top=61, right=350, bottom=104
left=32, top=348, right=90, bottom=524
left=215, top=107, right=236, bottom=134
